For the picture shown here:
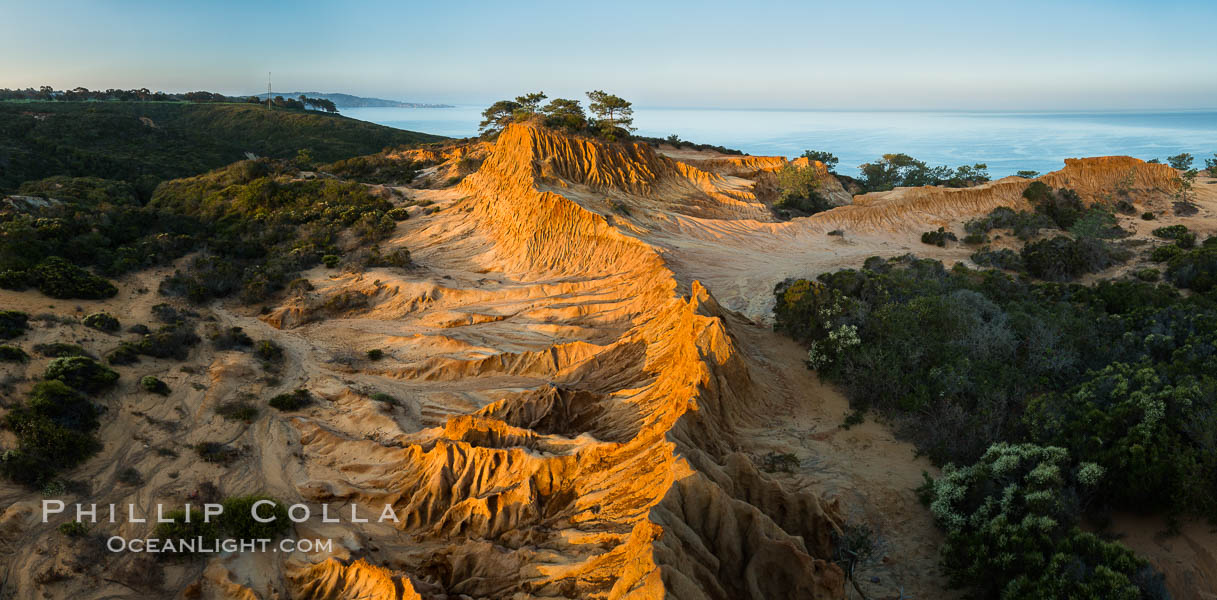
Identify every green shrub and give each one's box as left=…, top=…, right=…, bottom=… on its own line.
left=27, top=257, right=117, bottom=299
left=82, top=312, right=120, bottom=333
left=58, top=521, right=89, bottom=537
left=362, top=246, right=412, bottom=269
left=370, top=392, right=397, bottom=405
left=216, top=399, right=259, bottom=421
left=254, top=339, right=284, bottom=362
left=44, top=356, right=119, bottom=393
left=1, top=381, right=102, bottom=487
left=964, top=206, right=1054, bottom=240
left=0, top=345, right=29, bottom=362
left=386, top=207, right=410, bottom=221
left=33, top=342, right=89, bottom=358
left=105, top=342, right=141, bottom=365
left=1134, top=268, right=1160, bottom=282
left=1165, top=247, right=1217, bottom=293
left=1151, top=225, right=1189, bottom=240
left=922, top=443, right=1161, bottom=599
left=194, top=442, right=240, bottom=465
left=268, top=389, right=312, bottom=411
left=759, top=452, right=799, bottom=473
left=1025, top=363, right=1217, bottom=516
left=116, top=466, right=142, bottom=485
left=1023, top=182, right=1084, bottom=229
left=321, top=254, right=340, bottom=268
left=920, top=227, right=957, bottom=246
left=17, top=381, right=99, bottom=431
left=1069, top=207, right=1127, bottom=239
left=970, top=247, right=1024, bottom=272
left=140, top=375, right=170, bottom=395
left=1021, top=236, right=1126, bottom=281
left=1150, top=244, right=1185, bottom=263
left=774, top=163, right=832, bottom=217
left=133, top=322, right=201, bottom=360
left=211, top=326, right=253, bottom=350
left=218, top=495, right=291, bottom=539
left=366, top=349, right=384, bottom=360
left=0, top=310, right=29, bottom=339
left=1141, top=212, right=1155, bottom=220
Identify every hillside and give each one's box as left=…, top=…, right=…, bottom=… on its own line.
left=0, top=101, right=445, bottom=195
left=0, top=122, right=1214, bottom=599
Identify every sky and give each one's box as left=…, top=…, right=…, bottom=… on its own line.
left=2, top=0, right=1215, bottom=110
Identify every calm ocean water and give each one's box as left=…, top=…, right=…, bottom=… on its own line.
left=340, top=106, right=1217, bottom=178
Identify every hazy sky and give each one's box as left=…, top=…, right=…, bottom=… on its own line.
left=2, top=0, right=1215, bottom=110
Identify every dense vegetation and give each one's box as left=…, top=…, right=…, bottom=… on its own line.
left=1, top=156, right=402, bottom=302
left=773, top=162, right=833, bottom=218
left=0, top=101, right=442, bottom=196
left=151, top=159, right=397, bottom=303
left=775, top=220, right=1217, bottom=597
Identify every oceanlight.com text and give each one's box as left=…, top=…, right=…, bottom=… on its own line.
left=105, top=536, right=333, bottom=554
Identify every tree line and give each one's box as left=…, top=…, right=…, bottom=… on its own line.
left=479, top=90, right=635, bottom=140
left=0, top=87, right=338, bottom=113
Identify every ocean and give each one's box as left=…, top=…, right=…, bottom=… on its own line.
left=339, top=106, right=1217, bottom=178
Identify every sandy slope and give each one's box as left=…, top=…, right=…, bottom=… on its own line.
left=0, top=123, right=1212, bottom=600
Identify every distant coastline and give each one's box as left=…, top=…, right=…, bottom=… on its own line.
left=252, top=91, right=452, bottom=109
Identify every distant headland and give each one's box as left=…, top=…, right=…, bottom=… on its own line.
left=252, top=91, right=452, bottom=109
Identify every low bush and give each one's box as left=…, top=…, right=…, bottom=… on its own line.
left=216, top=399, right=259, bottom=421
left=44, top=356, right=119, bottom=393
left=366, top=349, right=384, bottom=360
left=964, top=206, right=1054, bottom=240
left=268, top=389, right=312, bottom=411
left=1068, top=207, right=1128, bottom=239
left=386, top=207, right=410, bottom=221
left=1142, top=212, right=1155, bottom=220
left=116, top=466, right=143, bottom=485
left=58, top=521, right=90, bottom=537
left=1024, top=363, right=1217, bottom=516
left=0, top=310, right=29, bottom=339
left=1134, top=268, right=1160, bottom=282
left=0, top=345, right=29, bottom=362
left=920, top=227, right=957, bottom=247
left=1023, top=181, right=1084, bottom=229
left=194, top=442, right=240, bottom=465
left=362, top=246, right=412, bottom=269
left=321, top=254, right=340, bottom=268
left=27, top=257, right=117, bottom=299
left=1152, top=224, right=1189, bottom=240
left=218, top=495, right=291, bottom=540
left=970, top=247, right=1024, bottom=272
left=1, top=381, right=101, bottom=487
left=132, top=322, right=201, bottom=360
left=33, top=342, right=89, bottom=358
left=210, top=326, right=253, bottom=350
left=82, top=312, right=121, bottom=333
left=105, top=342, right=141, bottom=365
left=1150, top=244, right=1185, bottom=263
left=1021, top=236, right=1127, bottom=281
left=1165, top=246, right=1217, bottom=293
left=254, top=340, right=284, bottom=363
left=140, top=375, right=170, bottom=395
left=921, top=443, right=1163, bottom=599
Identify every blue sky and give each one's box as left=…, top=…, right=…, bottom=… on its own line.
left=2, top=0, right=1215, bottom=110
